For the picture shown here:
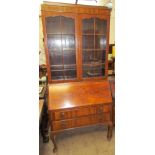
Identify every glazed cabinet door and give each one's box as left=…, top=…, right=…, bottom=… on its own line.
left=79, top=15, right=109, bottom=79
left=43, top=14, right=78, bottom=82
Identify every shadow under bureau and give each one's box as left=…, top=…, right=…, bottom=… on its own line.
left=48, top=80, right=113, bottom=152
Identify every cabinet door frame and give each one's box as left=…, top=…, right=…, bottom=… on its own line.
left=41, top=12, right=80, bottom=83
left=79, top=14, right=110, bottom=81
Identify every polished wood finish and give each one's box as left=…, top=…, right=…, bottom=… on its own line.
left=52, top=104, right=110, bottom=121
left=48, top=80, right=113, bottom=151
left=48, top=80, right=112, bottom=110
left=41, top=2, right=112, bottom=152
left=41, top=3, right=110, bottom=15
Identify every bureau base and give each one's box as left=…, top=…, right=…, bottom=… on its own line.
left=48, top=80, right=113, bottom=152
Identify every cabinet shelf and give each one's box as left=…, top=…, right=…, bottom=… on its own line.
left=52, top=69, right=76, bottom=72
left=48, top=49, right=75, bottom=51
left=82, top=34, right=106, bottom=36
left=83, top=63, right=105, bottom=66
left=51, top=64, right=76, bottom=67
left=82, top=49, right=106, bottom=51
left=47, top=33, right=75, bottom=35
left=63, top=48, right=75, bottom=51
left=52, top=76, right=77, bottom=80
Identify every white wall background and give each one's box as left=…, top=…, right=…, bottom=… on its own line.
left=39, top=16, right=46, bottom=64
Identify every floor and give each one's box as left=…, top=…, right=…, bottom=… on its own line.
left=39, top=125, right=115, bottom=155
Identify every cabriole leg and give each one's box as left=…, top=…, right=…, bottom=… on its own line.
left=107, top=122, right=113, bottom=140
left=50, top=133, right=57, bottom=152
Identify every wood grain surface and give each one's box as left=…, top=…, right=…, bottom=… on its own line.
left=48, top=80, right=112, bottom=110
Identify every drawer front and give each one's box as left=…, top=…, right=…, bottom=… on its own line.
left=92, top=112, right=111, bottom=123
left=52, top=116, right=91, bottom=131
left=70, top=115, right=110, bottom=128
left=73, top=113, right=111, bottom=127
left=52, top=112, right=111, bottom=131
left=54, top=110, right=72, bottom=121
left=75, top=116, right=91, bottom=127
left=52, top=119, right=73, bottom=131
left=52, top=104, right=111, bottom=121
left=53, top=107, right=91, bottom=121
left=94, top=104, right=110, bottom=114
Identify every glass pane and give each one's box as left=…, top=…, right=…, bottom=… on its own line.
left=46, top=16, right=77, bottom=81
left=95, top=18, right=107, bottom=34
left=47, top=34, right=61, bottom=50
left=95, top=35, right=106, bottom=49
left=83, top=65, right=105, bottom=78
left=83, top=66, right=94, bottom=78
left=82, top=35, right=94, bottom=49
left=82, top=18, right=94, bottom=34
left=63, top=51, right=76, bottom=65
left=61, top=16, right=75, bottom=34
left=82, top=50, right=94, bottom=64
left=64, top=64, right=76, bottom=70
left=51, top=65, right=63, bottom=71
left=46, top=16, right=61, bottom=34
left=62, top=35, right=75, bottom=50
left=64, top=70, right=76, bottom=79
left=94, top=50, right=106, bottom=63
left=49, top=50, right=62, bottom=65
left=51, top=71, right=64, bottom=80
left=93, top=65, right=105, bottom=77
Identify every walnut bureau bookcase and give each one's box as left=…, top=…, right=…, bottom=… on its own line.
left=41, top=2, right=113, bottom=152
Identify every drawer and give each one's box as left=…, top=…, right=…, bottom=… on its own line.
left=52, top=104, right=111, bottom=121
left=92, top=112, right=111, bottom=123
left=53, top=110, right=72, bottom=121
left=74, top=114, right=110, bottom=127
left=53, top=107, right=91, bottom=121
left=52, top=119, right=73, bottom=131
left=52, top=113, right=111, bottom=131
left=95, top=104, right=110, bottom=113
left=52, top=116, right=92, bottom=131
left=75, top=116, right=91, bottom=127
left=91, top=104, right=110, bottom=116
